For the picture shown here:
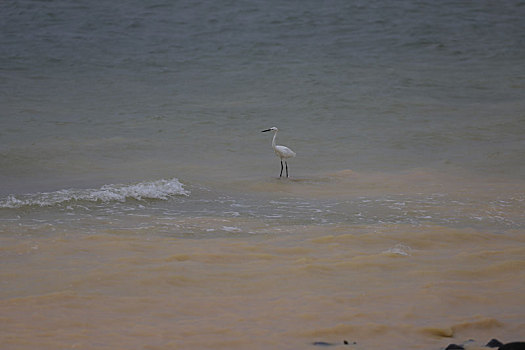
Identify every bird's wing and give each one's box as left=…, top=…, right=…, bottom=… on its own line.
left=275, top=145, right=296, bottom=158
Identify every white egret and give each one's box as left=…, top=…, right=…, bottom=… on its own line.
left=261, top=127, right=296, bottom=178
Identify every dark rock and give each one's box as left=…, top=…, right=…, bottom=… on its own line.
left=487, top=339, right=504, bottom=348
left=445, top=344, right=464, bottom=350
left=499, top=342, right=525, bottom=350
left=312, top=340, right=356, bottom=346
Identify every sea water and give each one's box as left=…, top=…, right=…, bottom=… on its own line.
left=1, top=1, right=524, bottom=349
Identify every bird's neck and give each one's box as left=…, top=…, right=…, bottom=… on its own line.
left=271, top=131, right=277, bottom=149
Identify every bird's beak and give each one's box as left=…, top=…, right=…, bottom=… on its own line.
left=261, top=129, right=271, bottom=132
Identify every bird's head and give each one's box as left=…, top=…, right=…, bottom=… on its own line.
left=261, top=127, right=278, bottom=133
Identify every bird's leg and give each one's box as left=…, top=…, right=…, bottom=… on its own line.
left=280, top=161, right=283, bottom=178
left=285, top=161, right=289, bottom=178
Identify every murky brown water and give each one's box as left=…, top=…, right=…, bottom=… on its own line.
left=2, top=170, right=524, bottom=350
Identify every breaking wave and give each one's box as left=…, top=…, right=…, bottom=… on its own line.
left=0, top=178, right=189, bottom=208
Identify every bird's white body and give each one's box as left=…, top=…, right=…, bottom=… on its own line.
left=274, top=145, right=296, bottom=159
left=272, top=137, right=296, bottom=160
left=262, top=127, right=295, bottom=177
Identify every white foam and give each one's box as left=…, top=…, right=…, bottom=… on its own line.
left=383, top=243, right=412, bottom=256
left=221, top=226, right=241, bottom=232
left=0, top=178, right=189, bottom=208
